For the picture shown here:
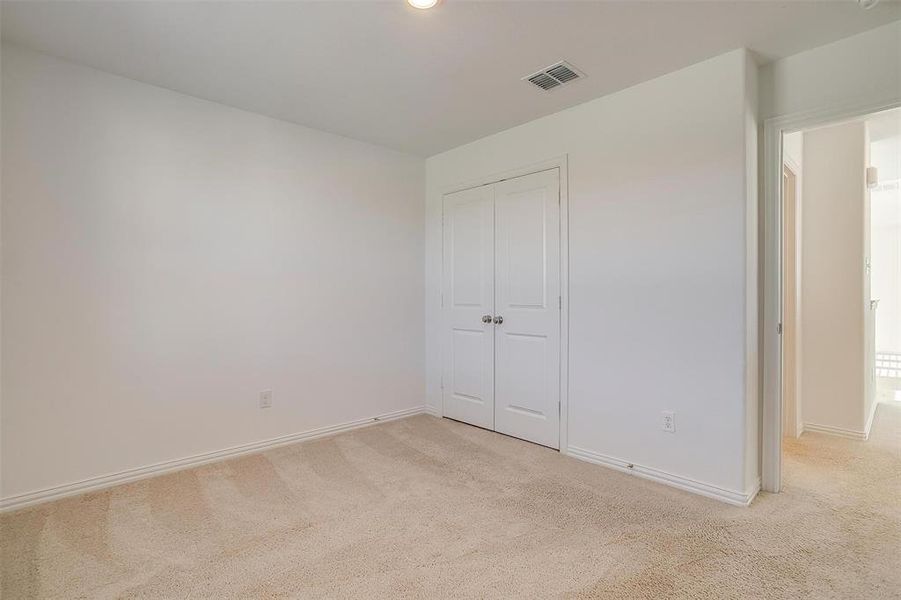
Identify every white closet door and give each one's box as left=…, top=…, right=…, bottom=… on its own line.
left=493, top=169, right=561, bottom=449
left=442, top=184, right=495, bottom=429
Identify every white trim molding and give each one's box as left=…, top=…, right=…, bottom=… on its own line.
left=781, top=155, right=804, bottom=441
left=0, top=405, right=428, bottom=513
left=801, top=422, right=868, bottom=441
left=864, top=399, right=881, bottom=439
left=567, top=446, right=759, bottom=507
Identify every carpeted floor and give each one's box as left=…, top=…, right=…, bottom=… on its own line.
left=2, top=404, right=899, bottom=599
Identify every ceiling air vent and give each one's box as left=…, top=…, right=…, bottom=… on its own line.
left=523, top=61, right=584, bottom=92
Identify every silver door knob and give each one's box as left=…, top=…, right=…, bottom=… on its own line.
left=493, top=315, right=504, bottom=325
left=482, top=314, right=493, bottom=323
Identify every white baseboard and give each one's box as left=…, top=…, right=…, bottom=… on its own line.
left=567, top=446, right=758, bottom=507
left=423, top=404, right=442, bottom=417
left=864, top=400, right=880, bottom=439
left=0, top=405, right=427, bottom=513
left=801, top=422, right=868, bottom=440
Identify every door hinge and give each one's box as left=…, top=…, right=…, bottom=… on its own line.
left=777, top=323, right=783, bottom=335
left=441, top=293, right=445, bottom=308
left=559, top=295, right=562, bottom=310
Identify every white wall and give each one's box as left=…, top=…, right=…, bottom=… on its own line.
left=760, top=21, right=901, bottom=120
left=742, top=51, right=759, bottom=495
left=426, top=50, right=758, bottom=498
left=800, top=121, right=867, bottom=434
left=783, top=132, right=803, bottom=169
left=0, top=45, right=425, bottom=500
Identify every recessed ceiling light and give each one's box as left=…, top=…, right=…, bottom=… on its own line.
left=408, top=0, right=439, bottom=9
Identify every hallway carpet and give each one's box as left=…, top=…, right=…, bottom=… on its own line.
left=2, top=404, right=899, bottom=599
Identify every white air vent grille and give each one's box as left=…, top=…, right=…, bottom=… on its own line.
left=528, top=72, right=561, bottom=90
left=524, top=61, right=584, bottom=91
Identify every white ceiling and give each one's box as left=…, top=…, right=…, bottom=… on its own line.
left=2, top=1, right=899, bottom=156
left=868, top=107, right=901, bottom=142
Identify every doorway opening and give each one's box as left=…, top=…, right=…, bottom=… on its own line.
left=870, top=111, right=901, bottom=407
left=766, top=106, right=901, bottom=492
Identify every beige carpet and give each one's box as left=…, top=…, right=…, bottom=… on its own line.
left=2, top=405, right=900, bottom=599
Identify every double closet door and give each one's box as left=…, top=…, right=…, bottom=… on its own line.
left=442, top=168, right=561, bottom=449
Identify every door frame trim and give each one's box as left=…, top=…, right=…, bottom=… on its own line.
left=439, top=155, right=570, bottom=454
left=780, top=159, right=802, bottom=441
left=761, top=100, right=900, bottom=493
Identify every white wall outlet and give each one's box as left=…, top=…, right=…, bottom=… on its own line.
left=259, top=390, right=272, bottom=409
left=661, top=410, right=675, bottom=433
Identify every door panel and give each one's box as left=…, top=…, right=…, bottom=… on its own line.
left=782, top=166, right=799, bottom=438
left=493, top=169, right=561, bottom=448
left=442, top=185, right=495, bottom=429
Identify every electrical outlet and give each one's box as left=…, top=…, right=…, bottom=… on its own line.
left=661, top=411, right=675, bottom=433
left=259, top=390, right=272, bottom=409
